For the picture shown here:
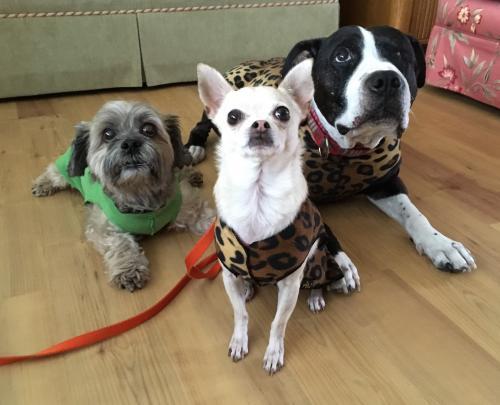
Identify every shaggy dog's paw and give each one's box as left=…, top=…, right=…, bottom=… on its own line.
left=188, top=145, right=206, bottom=165
left=32, top=180, right=57, bottom=197
left=112, top=265, right=150, bottom=292
left=228, top=332, right=248, bottom=362
left=188, top=170, right=204, bottom=188
left=415, top=234, right=476, bottom=273
left=263, top=338, right=285, bottom=375
left=307, top=289, right=326, bottom=313
left=330, top=251, right=361, bottom=293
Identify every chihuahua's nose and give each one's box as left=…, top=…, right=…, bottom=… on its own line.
left=121, top=138, right=143, bottom=153
left=251, top=120, right=270, bottom=132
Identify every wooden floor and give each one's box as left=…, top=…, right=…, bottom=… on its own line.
left=0, top=84, right=499, bottom=404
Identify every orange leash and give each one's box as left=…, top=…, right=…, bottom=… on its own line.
left=0, top=222, right=221, bottom=366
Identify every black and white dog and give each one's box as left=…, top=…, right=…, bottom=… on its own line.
left=186, top=26, right=476, bottom=273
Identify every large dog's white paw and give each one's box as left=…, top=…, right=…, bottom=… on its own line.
left=228, top=330, right=248, bottom=362
left=188, top=145, right=206, bottom=165
left=263, top=338, right=284, bottom=375
left=307, top=288, right=326, bottom=313
left=415, top=233, right=476, bottom=273
left=329, top=251, right=361, bottom=293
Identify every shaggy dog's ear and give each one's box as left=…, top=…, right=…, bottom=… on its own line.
left=406, top=34, right=426, bottom=88
left=164, top=115, right=192, bottom=168
left=282, top=38, right=323, bottom=77
left=68, top=122, right=90, bottom=176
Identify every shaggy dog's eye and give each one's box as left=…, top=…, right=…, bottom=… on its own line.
left=274, top=106, right=290, bottom=122
left=140, top=123, right=157, bottom=137
left=103, top=128, right=115, bottom=141
left=334, top=47, right=351, bottom=63
left=227, top=109, right=243, bottom=125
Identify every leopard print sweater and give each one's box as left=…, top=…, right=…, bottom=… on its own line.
left=215, top=199, right=344, bottom=289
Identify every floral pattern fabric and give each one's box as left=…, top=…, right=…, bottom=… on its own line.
left=426, top=0, right=500, bottom=108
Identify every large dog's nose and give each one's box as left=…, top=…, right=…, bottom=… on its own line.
left=121, top=138, right=143, bottom=153
left=251, top=120, right=270, bottom=132
left=366, top=71, right=402, bottom=96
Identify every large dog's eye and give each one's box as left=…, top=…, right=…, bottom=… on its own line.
left=274, top=106, right=290, bottom=122
left=140, top=123, right=157, bottom=137
left=334, top=47, right=351, bottom=63
left=227, top=109, right=243, bottom=125
left=102, top=128, right=115, bottom=141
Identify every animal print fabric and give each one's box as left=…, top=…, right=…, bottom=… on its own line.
left=215, top=199, right=344, bottom=288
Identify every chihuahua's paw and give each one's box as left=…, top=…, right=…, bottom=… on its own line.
left=228, top=332, right=248, bottom=362
left=331, top=251, right=361, bottom=293
left=263, top=338, right=285, bottom=375
left=188, top=145, right=206, bottom=165
left=111, top=265, right=150, bottom=292
left=307, top=288, right=326, bottom=313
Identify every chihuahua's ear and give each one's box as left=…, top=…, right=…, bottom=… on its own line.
left=278, top=58, right=314, bottom=119
left=197, top=64, right=233, bottom=119
left=68, top=122, right=90, bottom=176
left=163, top=115, right=192, bottom=168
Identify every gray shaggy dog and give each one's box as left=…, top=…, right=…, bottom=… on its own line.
left=32, top=101, right=215, bottom=291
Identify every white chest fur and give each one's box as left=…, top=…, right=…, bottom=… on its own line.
left=214, top=151, right=308, bottom=245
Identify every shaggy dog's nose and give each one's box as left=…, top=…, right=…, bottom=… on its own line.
left=121, top=139, right=143, bottom=153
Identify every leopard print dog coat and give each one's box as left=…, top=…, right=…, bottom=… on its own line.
left=215, top=199, right=344, bottom=289
left=223, top=58, right=402, bottom=203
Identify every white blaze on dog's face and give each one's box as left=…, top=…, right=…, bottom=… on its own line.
left=334, top=27, right=412, bottom=148
left=291, top=26, right=425, bottom=150
left=197, top=60, right=314, bottom=160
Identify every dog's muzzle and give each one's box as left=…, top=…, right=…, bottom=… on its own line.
left=248, top=120, right=274, bottom=148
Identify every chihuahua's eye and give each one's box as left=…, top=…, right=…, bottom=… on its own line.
left=140, top=123, right=157, bottom=137
left=227, top=109, right=243, bottom=125
left=334, top=47, right=351, bottom=63
left=274, top=106, right=290, bottom=122
left=102, top=128, right=115, bottom=141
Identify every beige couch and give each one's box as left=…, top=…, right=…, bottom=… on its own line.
left=0, top=1, right=339, bottom=98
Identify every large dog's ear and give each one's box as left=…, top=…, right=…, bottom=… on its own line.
left=197, top=63, right=233, bottom=120
left=406, top=34, right=426, bottom=88
left=279, top=59, right=314, bottom=119
left=68, top=122, right=90, bottom=176
left=164, top=115, right=192, bottom=168
left=282, top=38, right=323, bottom=76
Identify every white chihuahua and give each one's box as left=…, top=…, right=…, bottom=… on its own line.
left=197, top=59, right=360, bottom=374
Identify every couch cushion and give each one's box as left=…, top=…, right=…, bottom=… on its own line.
left=138, top=2, right=339, bottom=86
left=0, top=15, right=142, bottom=98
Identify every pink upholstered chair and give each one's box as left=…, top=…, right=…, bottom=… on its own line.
left=425, top=0, right=500, bottom=108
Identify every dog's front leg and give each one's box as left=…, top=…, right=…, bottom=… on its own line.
left=85, top=205, right=150, bottom=291
left=32, top=163, right=69, bottom=197
left=367, top=176, right=476, bottom=272
left=263, top=266, right=304, bottom=375
left=172, top=171, right=215, bottom=234
left=222, top=268, right=250, bottom=362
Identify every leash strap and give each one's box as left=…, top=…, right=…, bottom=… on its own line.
left=0, top=222, right=220, bottom=366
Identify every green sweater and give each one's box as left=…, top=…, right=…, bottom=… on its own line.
left=55, top=147, right=182, bottom=235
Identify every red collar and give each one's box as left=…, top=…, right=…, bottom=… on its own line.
left=307, top=102, right=371, bottom=157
